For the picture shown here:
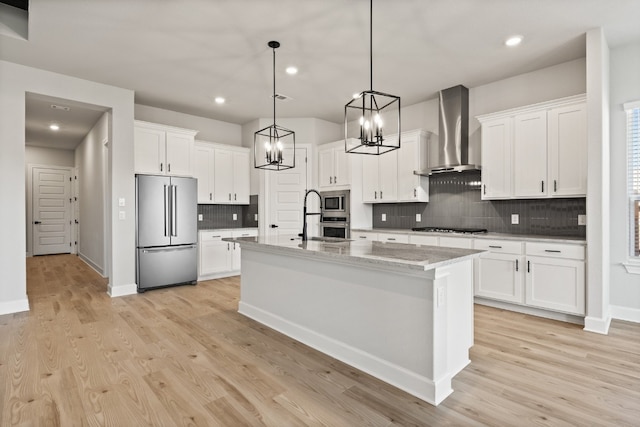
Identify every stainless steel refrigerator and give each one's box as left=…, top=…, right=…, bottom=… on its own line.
left=136, top=174, right=197, bottom=292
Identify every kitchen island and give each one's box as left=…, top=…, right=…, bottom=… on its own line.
left=224, top=235, right=484, bottom=406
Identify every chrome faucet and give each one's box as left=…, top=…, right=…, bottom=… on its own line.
left=300, top=189, right=322, bottom=241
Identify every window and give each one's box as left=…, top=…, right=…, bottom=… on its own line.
left=625, top=101, right=640, bottom=258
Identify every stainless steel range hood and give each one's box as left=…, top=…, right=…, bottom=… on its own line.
left=415, top=85, right=481, bottom=175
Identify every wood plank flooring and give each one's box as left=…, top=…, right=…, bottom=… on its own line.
left=1, top=254, right=638, bottom=426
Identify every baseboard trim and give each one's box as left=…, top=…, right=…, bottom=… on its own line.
left=78, top=253, right=106, bottom=278
left=583, top=315, right=612, bottom=334
left=108, top=283, right=137, bottom=297
left=0, top=298, right=30, bottom=315
left=610, top=305, right=640, bottom=323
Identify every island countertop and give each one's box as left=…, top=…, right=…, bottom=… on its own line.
left=224, top=234, right=485, bottom=272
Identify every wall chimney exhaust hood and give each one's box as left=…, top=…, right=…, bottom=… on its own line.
left=415, top=85, right=481, bottom=175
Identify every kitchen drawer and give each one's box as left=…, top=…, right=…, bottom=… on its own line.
left=232, top=228, right=258, bottom=238
left=525, top=242, right=585, bottom=260
left=409, top=234, right=439, bottom=246
left=439, top=236, right=473, bottom=249
left=353, top=232, right=379, bottom=241
left=199, top=230, right=232, bottom=242
left=378, top=233, right=409, bottom=243
left=474, top=239, right=523, bottom=254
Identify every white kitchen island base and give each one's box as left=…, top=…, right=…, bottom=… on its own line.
left=237, top=243, right=476, bottom=406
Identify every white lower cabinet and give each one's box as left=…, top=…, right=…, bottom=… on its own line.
left=352, top=231, right=379, bottom=241
left=409, top=234, right=439, bottom=246
left=474, top=239, right=524, bottom=304
left=474, top=239, right=585, bottom=316
left=377, top=233, right=409, bottom=243
left=524, top=243, right=585, bottom=315
left=198, top=228, right=258, bottom=280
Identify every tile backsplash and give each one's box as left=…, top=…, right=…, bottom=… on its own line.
left=197, top=195, right=258, bottom=229
left=372, top=171, right=586, bottom=237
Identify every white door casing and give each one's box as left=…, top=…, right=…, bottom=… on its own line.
left=32, top=166, right=72, bottom=255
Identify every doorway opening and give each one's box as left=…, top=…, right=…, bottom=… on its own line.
left=25, top=92, right=112, bottom=291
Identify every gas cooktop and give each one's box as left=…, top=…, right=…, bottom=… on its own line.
left=411, top=226, right=488, bottom=234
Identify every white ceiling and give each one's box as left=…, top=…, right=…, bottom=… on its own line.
left=3, top=0, right=640, bottom=148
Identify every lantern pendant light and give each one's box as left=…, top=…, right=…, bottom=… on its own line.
left=254, top=41, right=296, bottom=171
left=344, top=0, right=401, bottom=155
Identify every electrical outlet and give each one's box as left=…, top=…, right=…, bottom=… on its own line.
left=198, top=214, right=203, bottom=221
left=118, top=197, right=125, bottom=207
left=416, top=213, right=422, bottom=222
left=233, top=213, right=238, bottom=221
left=437, top=287, right=445, bottom=307
left=381, top=213, right=387, bottom=222
left=511, top=214, right=519, bottom=225
left=119, top=211, right=125, bottom=220
left=578, top=214, right=587, bottom=225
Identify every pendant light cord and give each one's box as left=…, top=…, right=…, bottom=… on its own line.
left=369, top=0, right=373, bottom=92
left=273, top=45, right=277, bottom=127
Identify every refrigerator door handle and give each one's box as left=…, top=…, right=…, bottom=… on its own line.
left=171, top=185, right=178, bottom=237
left=164, top=185, right=170, bottom=237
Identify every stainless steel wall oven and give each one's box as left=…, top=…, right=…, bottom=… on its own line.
left=320, top=190, right=350, bottom=238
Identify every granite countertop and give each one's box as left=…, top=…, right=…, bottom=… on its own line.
left=353, top=228, right=586, bottom=245
left=224, top=234, right=484, bottom=272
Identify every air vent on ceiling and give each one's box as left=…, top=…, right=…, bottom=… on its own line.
left=50, top=104, right=71, bottom=111
left=272, top=93, right=293, bottom=102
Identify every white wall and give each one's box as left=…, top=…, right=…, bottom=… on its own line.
left=0, top=60, right=136, bottom=314
left=24, top=146, right=75, bottom=256
left=75, top=112, right=109, bottom=275
left=135, top=104, right=242, bottom=146
left=609, top=41, right=640, bottom=321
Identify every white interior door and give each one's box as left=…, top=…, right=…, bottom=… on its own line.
left=33, top=167, right=72, bottom=255
left=268, top=147, right=309, bottom=237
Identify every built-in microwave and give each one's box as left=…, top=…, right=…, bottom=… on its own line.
left=321, top=190, right=349, bottom=214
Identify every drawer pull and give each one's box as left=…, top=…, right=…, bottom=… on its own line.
left=387, top=238, right=396, bottom=241
left=489, top=245, right=502, bottom=249
left=544, top=249, right=562, bottom=253
left=212, top=235, right=221, bottom=238
left=359, top=236, right=367, bottom=239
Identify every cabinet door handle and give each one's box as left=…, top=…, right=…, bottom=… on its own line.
left=380, top=191, right=383, bottom=199
left=414, top=188, right=417, bottom=197
left=374, top=191, right=377, bottom=199
left=541, top=180, right=545, bottom=192
left=234, top=193, right=237, bottom=201
left=160, top=163, right=163, bottom=172
left=527, top=260, right=530, bottom=273
left=554, top=180, right=557, bottom=192
left=544, top=249, right=562, bottom=253
left=227, top=243, right=230, bottom=250
left=334, top=176, right=337, bottom=184
left=483, top=184, right=486, bottom=195
left=168, top=163, right=171, bottom=173
left=228, top=193, right=231, bottom=201
left=329, top=177, right=333, bottom=184
left=515, top=259, right=519, bottom=271
left=489, top=245, right=502, bottom=249
left=209, top=193, right=212, bottom=200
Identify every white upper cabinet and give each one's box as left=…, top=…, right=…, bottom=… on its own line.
left=318, top=140, right=351, bottom=189
left=134, top=121, right=198, bottom=176
left=397, top=130, right=430, bottom=202
left=361, top=130, right=430, bottom=203
left=513, top=110, right=548, bottom=198
left=193, top=142, right=250, bottom=205
left=480, top=117, right=512, bottom=199
left=477, top=94, right=586, bottom=200
left=548, top=103, right=587, bottom=196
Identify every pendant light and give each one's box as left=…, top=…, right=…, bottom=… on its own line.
left=344, top=0, right=401, bottom=155
left=254, top=41, right=296, bottom=171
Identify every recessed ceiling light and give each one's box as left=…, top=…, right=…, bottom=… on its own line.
left=286, top=66, right=298, bottom=75
left=49, top=124, right=60, bottom=131
left=505, top=35, right=523, bottom=47
left=214, top=97, right=225, bottom=104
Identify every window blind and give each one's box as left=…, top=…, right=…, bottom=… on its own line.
left=624, top=101, right=640, bottom=257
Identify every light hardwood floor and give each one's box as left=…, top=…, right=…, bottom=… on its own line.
left=1, top=254, right=638, bottom=426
